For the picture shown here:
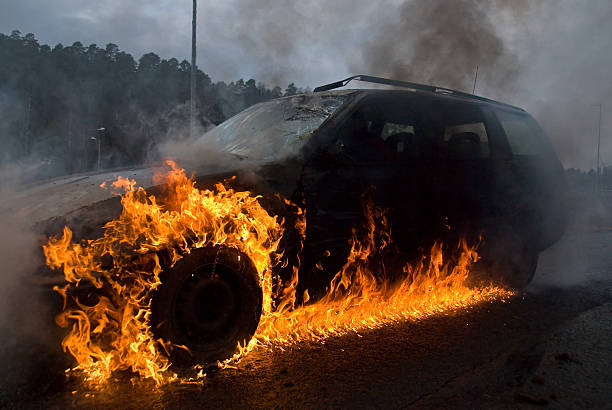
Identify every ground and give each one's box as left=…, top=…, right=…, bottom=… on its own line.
left=2, top=227, right=612, bottom=409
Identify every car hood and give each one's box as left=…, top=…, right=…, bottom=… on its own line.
left=0, top=161, right=247, bottom=227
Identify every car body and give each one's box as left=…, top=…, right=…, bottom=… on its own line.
left=9, top=76, right=567, bottom=365
left=198, top=78, right=567, bottom=291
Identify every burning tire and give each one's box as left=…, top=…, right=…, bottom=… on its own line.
left=151, top=246, right=262, bottom=366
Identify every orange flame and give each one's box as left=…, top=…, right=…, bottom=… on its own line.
left=241, top=193, right=513, bottom=357
left=44, top=161, right=513, bottom=387
left=44, top=161, right=283, bottom=385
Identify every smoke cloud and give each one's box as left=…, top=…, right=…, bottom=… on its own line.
left=2, top=0, right=611, bottom=169
left=352, top=0, right=527, bottom=94
left=195, top=0, right=612, bottom=170
left=156, top=115, right=222, bottom=168
left=0, top=216, right=41, bottom=334
left=351, top=0, right=610, bottom=170
left=0, top=207, right=63, bottom=402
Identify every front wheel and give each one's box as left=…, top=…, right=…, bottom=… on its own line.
left=151, top=246, right=262, bottom=366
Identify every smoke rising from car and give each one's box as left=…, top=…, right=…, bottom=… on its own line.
left=348, top=0, right=611, bottom=170
left=154, top=119, right=248, bottom=172
left=529, top=190, right=612, bottom=290
left=215, top=0, right=611, bottom=170
left=0, top=208, right=61, bottom=399
left=350, top=0, right=528, bottom=95
left=0, top=216, right=42, bottom=334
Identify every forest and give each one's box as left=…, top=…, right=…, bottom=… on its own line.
left=0, top=30, right=306, bottom=183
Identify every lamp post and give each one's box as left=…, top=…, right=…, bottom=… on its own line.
left=190, top=0, right=197, bottom=139
left=593, top=104, right=602, bottom=191
left=90, top=127, right=106, bottom=171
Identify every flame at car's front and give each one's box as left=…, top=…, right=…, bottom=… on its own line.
left=44, top=161, right=284, bottom=386
left=44, top=161, right=513, bottom=388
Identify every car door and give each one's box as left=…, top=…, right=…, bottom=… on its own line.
left=430, top=101, right=501, bottom=243
left=298, top=97, right=397, bottom=284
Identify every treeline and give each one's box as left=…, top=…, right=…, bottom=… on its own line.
left=0, top=30, right=306, bottom=181
left=566, top=167, right=612, bottom=193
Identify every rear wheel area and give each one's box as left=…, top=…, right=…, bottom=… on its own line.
left=490, top=245, right=539, bottom=289
left=151, top=246, right=262, bottom=366
left=472, top=228, right=540, bottom=290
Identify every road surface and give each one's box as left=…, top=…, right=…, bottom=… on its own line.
left=2, top=227, right=611, bottom=409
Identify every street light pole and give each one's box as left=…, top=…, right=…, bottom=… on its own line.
left=90, top=127, right=106, bottom=171
left=594, top=104, right=603, bottom=190
left=190, top=0, right=197, bottom=139
left=96, top=136, right=101, bottom=171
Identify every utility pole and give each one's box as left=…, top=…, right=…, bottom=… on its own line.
left=23, top=92, right=32, bottom=156
left=190, top=0, right=197, bottom=139
left=472, top=65, right=479, bottom=94
left=90, top=127, right=105, bottom=171
left=593, top=104, right=603, bottom=191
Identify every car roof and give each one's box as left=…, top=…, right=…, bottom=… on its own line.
left=306, top=88, right=526, bottom=114
left=309, top=75, right=526, bottom=113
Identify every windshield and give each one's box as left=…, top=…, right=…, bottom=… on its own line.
left=204, top=94, right=348, bottom=161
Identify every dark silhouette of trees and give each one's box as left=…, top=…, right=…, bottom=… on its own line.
left=0, top=31, right=307, bottom=181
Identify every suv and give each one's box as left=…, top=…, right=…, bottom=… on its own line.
left=26, top=75, right=567, bottom=367
left=158, top=75, right=566, bottom=363
left=202, top=74, right=566, bottom=281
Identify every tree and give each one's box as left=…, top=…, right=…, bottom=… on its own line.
left=284, top=83, right=298, bottom=96
left=0, top=30, right=301, bottom=181
left=105, top=43, right=119, bottom=60
left=138, top=52, right=161, bottom=72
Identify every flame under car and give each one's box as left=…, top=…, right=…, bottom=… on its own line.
left=24, top=76, right=567, bottom=381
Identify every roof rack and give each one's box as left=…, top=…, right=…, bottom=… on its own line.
left=313, top=74, right=524, bottom=111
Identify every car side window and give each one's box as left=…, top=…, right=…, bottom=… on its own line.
left=337, top=111, right=393, bottom=162
left=335, top=97, right=431, bottom=162
left=427, top=102, right=491, bottom=160
left=379, top=123, right=416, bottom=155
left=381, top=123, right=415, bottom=140
left=495, top=110, right=548, bottom=156
left=443, top=121, right=490, bottom=159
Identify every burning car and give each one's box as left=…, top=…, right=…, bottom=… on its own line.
left=13, top=75, right=566, bottom=382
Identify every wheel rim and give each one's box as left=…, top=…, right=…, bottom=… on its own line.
left=174, top=263, right=242, bottom=345
left=151, top=246, right=263, bottom=366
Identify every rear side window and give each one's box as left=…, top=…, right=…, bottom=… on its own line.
left=429, top=103, right=491, bottom=159
left=380, top=123, right=415, bottom=140
left=443, top=122, right=487, bottom=143
left=496, top=110, right=548, bottom=156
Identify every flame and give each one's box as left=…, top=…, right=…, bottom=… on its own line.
left=251, top=198, right=512, bottom=350
left=44, top=160, right=283, bottom=385
left=44, top=161, right=513, bottom=387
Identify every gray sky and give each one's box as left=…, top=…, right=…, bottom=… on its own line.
left=1, top=0, right=611, bottom=169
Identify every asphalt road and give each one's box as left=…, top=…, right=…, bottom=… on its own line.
left=3, top=228, right=612, bottom=409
